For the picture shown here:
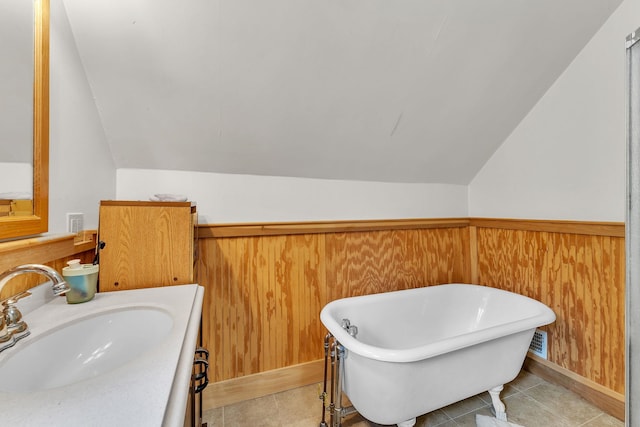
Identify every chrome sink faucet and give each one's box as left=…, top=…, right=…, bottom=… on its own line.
left=0, top=264, right=70, bottom=352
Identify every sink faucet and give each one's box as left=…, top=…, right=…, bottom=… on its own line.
left=0, top=264, right=70, bottom=297
left=0, top=264, right=71, bottom=352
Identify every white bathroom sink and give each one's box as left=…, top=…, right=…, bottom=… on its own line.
left=0, top=284, right=204, bottom=427
left=0, top=307, right=173, bottom=392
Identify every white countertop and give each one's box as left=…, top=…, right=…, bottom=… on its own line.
left=0, top=284, right=204, bottom=427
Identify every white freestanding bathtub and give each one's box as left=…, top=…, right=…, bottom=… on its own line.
left=320, top=283, right=556, bottom=426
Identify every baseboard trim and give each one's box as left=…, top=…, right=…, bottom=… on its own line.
left=202, top=359, right=325, bottom=410
left=523, top=355, right=625, bottom=421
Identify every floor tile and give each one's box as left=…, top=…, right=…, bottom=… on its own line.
left=201, top=406, right=223, bottom=427
left=502, top=393, right=574, bottom=427
left=340, top=412, right=382, bottom=426
left=274, top=383, right=324, bottom=425
left=431, top=420, right=458, bottom=427
left=440, top=395, right=490, bottom=419
left=202, top=370, right=622, bottom=427
left=448, top=406, right=494, bottom=427
left=509, top=370, right=545, bottom=392
left=282, top=415, right=325, bottom=427
left=415, top=409, right=453, bottom=427
left=523, top=382, right=603, bottom=425
left=580, top=413, right=625, bottom=427
left=223, top=394, right=280, bottom=427
left=477, top=385, right=519, bottom=407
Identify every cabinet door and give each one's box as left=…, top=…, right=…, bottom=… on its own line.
left=98, top=203, right=194, bottom=292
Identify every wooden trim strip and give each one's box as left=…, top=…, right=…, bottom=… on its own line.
left=198, top=217, right=624, bottom=239
left=100, top=200, right=196, bottom=209
left=0, top=234, right=75, bottom=273
left=524, top=355, right=624, bottom=421
left=202, top=359, right=324, bottom=409
left=469, top=218, right=624, bottom=237
left=73, top=230, right=97, bottom=253
left=198, top=218, right=471, bottom=238
left=0, top=0, right=50, bottom=240
left=32, top=0, right=50, bottom=234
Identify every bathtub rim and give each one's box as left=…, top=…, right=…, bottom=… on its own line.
left=320, top=283, right=556, bottom=363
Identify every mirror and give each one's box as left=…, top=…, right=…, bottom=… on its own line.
left=0, top=0, right=49, bottom=240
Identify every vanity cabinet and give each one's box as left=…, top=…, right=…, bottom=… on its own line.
left=98, top=201, right=197, bottom=292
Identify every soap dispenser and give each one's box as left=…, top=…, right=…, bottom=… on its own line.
left=62, top=259, right=99, bottom=304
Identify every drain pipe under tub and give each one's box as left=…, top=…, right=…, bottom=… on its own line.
left=320, top=334, right=358, bottom=427
left=334, top=342, right=343, bottom=427
left=330, top=340, right=357, bottom=427
left=329, top=340, right=338, bottom=427
left=319, top=333, right=332, bottom=427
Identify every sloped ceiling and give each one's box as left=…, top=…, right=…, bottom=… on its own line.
left=62, top=0, right=621, bottom=184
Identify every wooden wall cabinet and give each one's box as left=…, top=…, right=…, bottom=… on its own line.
left=98, top=201, right=196, bottom=292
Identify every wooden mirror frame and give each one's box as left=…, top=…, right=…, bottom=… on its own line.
left=0, top=0, right=49, bottom=240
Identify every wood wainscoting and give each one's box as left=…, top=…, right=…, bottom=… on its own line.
left=470, top=218, right=625, bottom=419
left=471, top=219, right=625, bottom=396
left=198, top=218, right=626, bottom=419
left=197, top=219, right=471, bottom=388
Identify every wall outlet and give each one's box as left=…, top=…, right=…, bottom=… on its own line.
left=66, top=213, right=84, bottom=234
left=529, top=329, right=548, bottom=359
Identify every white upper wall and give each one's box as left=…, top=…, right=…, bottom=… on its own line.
left=469, top=0, right=636, bottom=222
left=48, top=0, right=116, bottom=232
left=116, top=168, right=468, bottom=223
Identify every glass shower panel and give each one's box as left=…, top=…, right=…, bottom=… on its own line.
left=626, top=27, right=640, bottom=427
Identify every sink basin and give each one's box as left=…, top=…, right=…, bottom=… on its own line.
left=0, top=284, right=204, bottom=427
left=0, top=307, right=173, bottom=392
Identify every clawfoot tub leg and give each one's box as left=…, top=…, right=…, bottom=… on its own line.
left=488, top=385, right=507, bottom=421
left=396, top=418, right=416, bottom=427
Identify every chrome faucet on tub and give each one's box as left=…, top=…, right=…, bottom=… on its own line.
left=0, top=264, right=70, bottom=352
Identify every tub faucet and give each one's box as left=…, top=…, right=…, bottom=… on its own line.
left=347, top=325, right=358, bottom=338
left=0, top=264, right=70, bottom=352
left=341, top=318, right=358, bottom=338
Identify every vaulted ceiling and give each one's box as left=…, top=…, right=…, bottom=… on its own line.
left=62, top=0, right=622, bottom=184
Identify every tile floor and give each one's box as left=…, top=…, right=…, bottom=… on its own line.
left=202, top=370, right=624, bottom=427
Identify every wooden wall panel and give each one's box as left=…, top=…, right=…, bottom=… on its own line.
left=475, top=227, right=625, bottom=394
left=197, top=226, right=469, bottom=384
left=198, top=234, right=329, bottom=383
left=325, top=227, right=470, bottom=301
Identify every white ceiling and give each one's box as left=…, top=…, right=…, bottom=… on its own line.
left=62, top=0, right=622, bottom=184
